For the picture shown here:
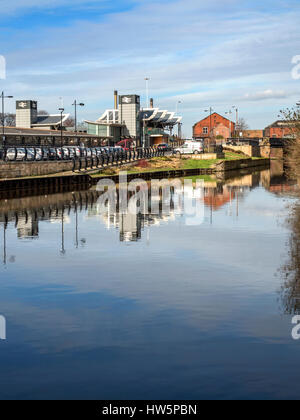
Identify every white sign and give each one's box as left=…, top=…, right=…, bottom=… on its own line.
left=123, top=97, right=132, bottom=104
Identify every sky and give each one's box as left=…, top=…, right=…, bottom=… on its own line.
left=0, top=0, right=300, bottom=136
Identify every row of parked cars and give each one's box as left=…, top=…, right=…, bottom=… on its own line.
left=2, top=146, right=126, bottom=162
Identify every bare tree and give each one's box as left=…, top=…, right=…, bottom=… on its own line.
left=38, top=110, right=49, bottom=115
left=236, top=118, right=249, bottom=132
left=64, top=117, right=75, bottom=127
left=0, top=113, right=16, bottom=126
left=280, top=107, right=300, bottom=179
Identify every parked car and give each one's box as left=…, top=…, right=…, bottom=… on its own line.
left=35, top=148, right=43, bottom=161
left=79, top=147, right=87, bottom=157
left=62, top=147, right=70, bottom=160
left=42, top=147, right=50, bottom=160
left=74, top=147, right=81, bottom=158
left=56, top=148, right=63, bottom=160
left=68, top=147, right=75, bottom=159
left=116, top=139, right=134, bottom=150
left=174, top=142, right=203, bottom=155
left=16, top=148, right=26, bottom=161
left=26, top=147, right=35, bottom=161
left=49, top=148, right=57, bottom=160
left=6, top=148, right=17, bottom=161
left=157, top=143, right=172, bottom=151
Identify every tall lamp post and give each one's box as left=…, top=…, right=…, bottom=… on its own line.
left=204, top=107, right=214, bottom=140
left=175, top=101, right=182, bottom=141
left=144, top=77, right=150, bottom=108
left=1, top=92, right=13, bottom=152
left=59, top=107, right=64, bottom=147
left=232, top=106, right=238, bottom=137
left=72, top=100, right=84, bottom=133
left=175, top=100, right=182, bottom=115
left=225, top=109, right=235, bottom=141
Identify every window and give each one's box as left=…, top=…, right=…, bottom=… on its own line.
left=203, top=127, right=208, bottom=134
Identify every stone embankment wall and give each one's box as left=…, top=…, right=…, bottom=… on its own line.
left=224, top=145, right=261, bottom=158
left=224, top=145, right=283, bottom=160
left=186, top=152, right=225, bottom=160
left=0, top=161, right=73, bottom=179
left=213, top=158, right=270, bottom=172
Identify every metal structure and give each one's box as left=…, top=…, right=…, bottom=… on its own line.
left=72, top=100, right=85, bottom=133
left=1, top=91, right=13, bottom=150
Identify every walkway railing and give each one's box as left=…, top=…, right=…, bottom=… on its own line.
left=71, top=148, right=167, bottom=173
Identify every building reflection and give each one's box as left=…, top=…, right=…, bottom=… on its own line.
left=0, top=167, right=298, bottom=263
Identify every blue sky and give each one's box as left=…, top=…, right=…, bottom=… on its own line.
left=0, top=0, right=300, bottom=136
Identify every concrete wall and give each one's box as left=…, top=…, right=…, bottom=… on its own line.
left=0, top=161, right=73, bottom=180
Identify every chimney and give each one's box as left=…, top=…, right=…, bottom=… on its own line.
left=114, top=91, right=118, bottom=110
left=150, top=98, right=154, bottom=108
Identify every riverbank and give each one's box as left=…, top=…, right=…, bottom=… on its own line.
left=0, top=152, right=270, bottom=193
left=90, top=153, right=269, bottom=182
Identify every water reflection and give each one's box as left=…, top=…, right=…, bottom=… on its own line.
left=0, top=167, right=298, bottom=261
left=280, top=202, right=300, bottom=315
left=0, top=164, right=300, bottom=399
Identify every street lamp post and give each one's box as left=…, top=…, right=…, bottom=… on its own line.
left=144, top=77, right=150, bottom=108
left=72, top=100, right=85, bottom=133
left=175, top=100, right=182, bottom=115
left=176, top=101, right=182, bottom=139
left=59, top=107, right=64, bottom=147
left=1, top=92, right=13, bottom=153
left=232, top=106, right=238, bottom=137
left=204, top=107, right=214, bottom=140
left=225, top=110, right=234, bottom=140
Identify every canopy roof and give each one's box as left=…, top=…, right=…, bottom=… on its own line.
left=32, top=114, right=70, bottom=127
left=139, top=108, right=182, bottom=126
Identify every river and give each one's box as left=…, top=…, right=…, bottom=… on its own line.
left=0, top=164, right=300, bottom=400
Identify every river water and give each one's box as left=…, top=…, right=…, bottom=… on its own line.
left=0, top=164, right=300, bottom=400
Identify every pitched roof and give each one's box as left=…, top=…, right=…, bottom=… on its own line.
left=265, top=120, right=295, bottom=128
left=194, top=112, right=234, bottom=126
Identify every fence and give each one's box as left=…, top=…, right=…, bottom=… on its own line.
left=72, top=148, right=167, bottom=172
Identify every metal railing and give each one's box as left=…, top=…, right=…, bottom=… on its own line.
left=0, top=146, right=169, bottom=171
left=72, top=148, right=168, bottom=172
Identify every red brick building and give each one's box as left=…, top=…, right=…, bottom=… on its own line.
left=193, top=113, right=235, bottom=141
left=264, top=121, right=295, bottom=138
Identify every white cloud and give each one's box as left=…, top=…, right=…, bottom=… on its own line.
left=0, top=0, right=107, bottom=15
left=244, top=89, right=288, bottom=101
left=1, top=0, right=300, bottom=135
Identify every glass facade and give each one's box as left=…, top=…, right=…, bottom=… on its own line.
left=87, top=124, right=108, bottom=137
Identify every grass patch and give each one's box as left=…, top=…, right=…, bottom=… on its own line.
left=91, top=152, right=257, bottom=179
